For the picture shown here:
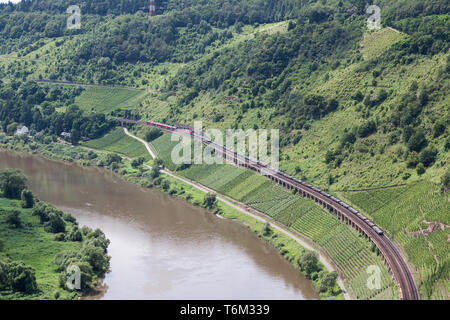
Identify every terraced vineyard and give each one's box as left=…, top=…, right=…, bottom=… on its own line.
left=337, top=181, right=450, bottom=299
left=149, top=133, right=182, bottom=171
left=83, top=127, right=151, bottom=160
left=165, top=147, right=398, bottom=299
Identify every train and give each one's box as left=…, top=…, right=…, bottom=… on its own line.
left=140, top=118, right=385, bottom=236
left=146, top=121, right=176, bottom=131
left=275, top=170, right=384, bottom=236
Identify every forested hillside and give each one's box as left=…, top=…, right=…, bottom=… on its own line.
left=0, top=0, right=448, bottom=300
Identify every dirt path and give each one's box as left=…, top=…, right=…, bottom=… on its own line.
left=123, top=127, right=156, bottom=158
left=123, top=128, right=350, bottom=300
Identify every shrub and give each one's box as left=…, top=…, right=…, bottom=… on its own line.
left=44, top=213, right=66, bottom=234
left=0, top=169, right=27, bottom=199
left=262, top=222, right=272, bottom=236
left=6, top=210, right=22, bottom=228
left=407, top=130, right=427, bottom=152
left=144, top=128, right=163, bottom=142
left=419, top=147, right=437, bottom=167
left=203, top=193, right=217, bottom=209
left=21, top=189, right=34, bottom=208
left=298, top=250, right=320, bottom=278
left=0, top=260, right=37, bottom=293
left=67, top=226, right=83, bottom=242
left=416, top=163, right=426, bottom=175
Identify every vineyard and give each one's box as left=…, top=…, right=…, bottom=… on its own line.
left=83, top=127, right=151, bottom=160
left=337, top=181, right=450, bottom=299
left=173, top=154, right=398, bottom=299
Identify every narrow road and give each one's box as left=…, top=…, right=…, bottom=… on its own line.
left=122, top=128, right=350, bottom=299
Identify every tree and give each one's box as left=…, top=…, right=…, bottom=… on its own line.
left=441, top=170, right=450, bottom=189
left=203, top=193, right=217, bottom=210
left=432, top=121, right=446, bottom=138
left=298, top=250, right=320, bottom=278
left=419, top=147, right=437, bottom=167
left=44, top=212, right=66, bottom=234
left=6, top=210, right=22, bottom=228
left=21, top=189, right=34, bottom=208
left=131, top=157, right=145, bottom=168
left=407, top=130, right=427, bottom=152
left=6, top=122, right=18, bottom=135
left=0, top=169, right=27, bottom=199
left=320, top=271, right=338, bottom=293
left=144, top=128, right=163, bottom=142
left=81, top=245, right=110, bottom=273
left=262, top=222, right=271, bottom=236
left=4, top=261, right=37, bottom=293
left=416, top=163, right=426, bottom=175
left=67, top=226, right=83, bottom=242
left=150, top=165, right=160, bottom=179
left=71, top=128, right=80, bottom=145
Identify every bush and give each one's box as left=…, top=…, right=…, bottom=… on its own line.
left=5, top=210, right=22, bottom=228
left=407, top=130, right=427, bottom=152
left=441, top=170, right=450, bottom=189
left=416, top=163, right=426, bottom=175
left=0, top=260, right=37, bottom=293
left=203, top=193, right=217, bottom=209
left=54, top=233, right=66, bottom=241
left=0, top=169, right=27, bottom=199
left=432, top=121, right=446, bottom=138
left=44, top=212, right=66, bottom=234
left=262, top=222, right=272, bottom=236
left=419, top=147, right=437, bottom=167
left=319, top=271, right=338, bottom=293
left=144, top=128, right=163, bottom=142
left=67, top=226, right=83, bottom=242
left=21, top=189, right=34, bottom=208
left=298, top=250, right=320, bottom=279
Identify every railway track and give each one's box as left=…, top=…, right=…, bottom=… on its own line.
left=114, top=118, right=420, bottom=300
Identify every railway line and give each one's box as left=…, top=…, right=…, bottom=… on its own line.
left=114, top=117, right=420, bottom=300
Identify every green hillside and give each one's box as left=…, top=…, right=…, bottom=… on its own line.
left=0, top=0, right=448, bottom=300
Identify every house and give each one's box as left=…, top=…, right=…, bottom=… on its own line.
left=15, top=125, right=29, bottom=135
left=61, top=132, right=72, bottom=139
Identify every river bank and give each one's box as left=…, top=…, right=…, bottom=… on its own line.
left=0, top=133, right=344, bottom=299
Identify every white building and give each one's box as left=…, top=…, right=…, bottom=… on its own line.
left=15, top=125, right=29, bottom=135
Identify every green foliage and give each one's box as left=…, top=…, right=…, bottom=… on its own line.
left=0, top=169, right=27, bottom=199
left=298, top=250, right=320, bottom=279
left=144, top=127, right=163, bottom=142
left=20, top=189, right=34, bottom=209
left=203, top=193, right=217, bottom=210
left=419, top=147, right=437, bottom=167
left=5, top=210, right=22, bottom=228
left=262, top=222, right=272, bottom=236
left=0, top=260, right=37, bottom=293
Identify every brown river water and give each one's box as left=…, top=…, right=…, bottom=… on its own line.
left=0, top=150, right=319, bottom=300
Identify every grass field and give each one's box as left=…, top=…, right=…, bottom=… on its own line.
left=149, top=136, right=398, bottom=299
left=83, top=127, right=151, bottom=160
left=337, top=181, right=450, bottom=299
left=0, top=197, right=80, bottom=300
left=75, top=86, right=148, bottom=113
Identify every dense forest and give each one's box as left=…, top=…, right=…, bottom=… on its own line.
left=0, top=81, right=114, bottom=144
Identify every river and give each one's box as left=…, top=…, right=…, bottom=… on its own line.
left=0, top=150, right=319, bottom=300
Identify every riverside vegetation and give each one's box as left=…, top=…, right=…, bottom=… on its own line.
left=0, top=0, right=448, bottom=300
left=0, top=168, right=110, bottom=300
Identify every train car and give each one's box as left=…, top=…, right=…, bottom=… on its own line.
left=373, top=226, right=384, bottom=235
left=365, top=219, right=375, bottom=227
left=330, top=196, right=340, bottom=202
left=348, top=207, right=358, bottom=214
